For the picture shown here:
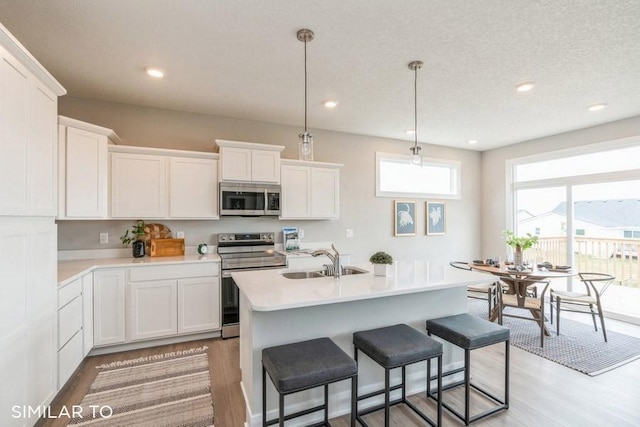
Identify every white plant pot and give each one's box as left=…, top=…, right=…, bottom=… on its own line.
left=373, top=263, right=388, bottom=276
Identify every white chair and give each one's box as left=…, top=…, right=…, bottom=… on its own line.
left=450, top=261, right=497, bottom=319
left=550, top=272, right=613, bottom=342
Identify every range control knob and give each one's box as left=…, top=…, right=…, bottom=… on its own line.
left=229, top=235, right=235, bottom=240
left=267, top=234, right=274, bottom=241
left=219, top=235, right=226, bottom=241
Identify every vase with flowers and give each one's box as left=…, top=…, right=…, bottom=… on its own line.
left=502, top=230, right=538, bottom=267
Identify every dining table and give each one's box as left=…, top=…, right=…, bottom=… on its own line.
left=468, top=262, right=575, bottom=334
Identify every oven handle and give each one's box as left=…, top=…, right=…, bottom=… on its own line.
left=222, top=265, right=285, bottom=278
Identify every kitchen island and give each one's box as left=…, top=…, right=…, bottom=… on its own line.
left=233, top=260, right=494, bottom=427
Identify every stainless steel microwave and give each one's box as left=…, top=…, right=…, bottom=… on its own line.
left=219, top=183, right=281, bottom=216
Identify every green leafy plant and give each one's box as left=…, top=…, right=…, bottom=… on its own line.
left=502, top=230, right=538, bottom=250
left=120, top=220, right=145, bottom=245
left=369, top=251, right=393, bottom=265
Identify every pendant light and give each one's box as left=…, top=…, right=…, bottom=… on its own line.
left=408, top=60, right=424, bottom=166
left=297, top=28, right=314, bottom=161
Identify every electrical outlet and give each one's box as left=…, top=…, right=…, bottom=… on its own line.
left=176, top=231, right=185, bottom=239
left=345, top=229, right=354, bottom=238
left=299, top=229, right=305, bottom=239
left=99, top=233, right=108, bottom=244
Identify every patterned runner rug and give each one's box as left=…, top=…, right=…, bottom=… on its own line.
left=70, top=346, right=214, bottom=426
left=468, top=299, right=640, bottom=376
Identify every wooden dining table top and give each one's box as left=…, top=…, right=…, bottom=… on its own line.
left=468, top=262, right=575, bottom=279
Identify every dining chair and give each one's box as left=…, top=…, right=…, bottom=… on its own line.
left=497, top=277, right=551, bottom=347
left=450, top=261, right=497, bottom=319
left=549, top=272, right=613, bottom=342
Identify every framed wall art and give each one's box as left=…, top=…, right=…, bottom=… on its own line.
left=394, top=200, right=416, bottom=236
left=426, top=201, right=446, bottom=235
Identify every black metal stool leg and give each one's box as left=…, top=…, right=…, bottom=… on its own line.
left=465, top=349, right=471, bottom=426
left=262, top=366, right=267, bottom=427
left=384, top=368, right=390, bottom=427
left=279, top=393, right=284, bottom=426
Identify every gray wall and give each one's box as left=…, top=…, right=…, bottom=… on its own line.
left=58, top=97, right=483, bottom=264
left=481, top=115, right=640, bottom=260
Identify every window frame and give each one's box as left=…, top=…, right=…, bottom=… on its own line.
left=375, top=152, right=461, bottom=199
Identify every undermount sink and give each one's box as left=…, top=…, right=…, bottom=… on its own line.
left=341, top=266, right=368, bottom=275
left=281, top=266, right=369, bottom=279
left=281, top=270, right=326, bottom=279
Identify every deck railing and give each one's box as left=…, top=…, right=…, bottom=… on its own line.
left=526, top=237, right=640, bottom=288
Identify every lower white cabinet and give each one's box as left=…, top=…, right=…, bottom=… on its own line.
left=129, top=280, right=178, bottom=340
left=178, top=277, right=221, bottom=333
left=82, top=273, right=93, bottom=356
left=93, top=269, right=126, bottom=346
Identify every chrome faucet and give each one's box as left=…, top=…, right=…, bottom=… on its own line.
left=311, top=244, right=341, bottom=278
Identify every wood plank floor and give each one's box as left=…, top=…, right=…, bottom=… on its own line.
left=41, top=316, right=640, bottom=427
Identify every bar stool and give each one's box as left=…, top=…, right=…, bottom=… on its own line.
left=262, top=337, right=357, bottom=426
left=426, top=313, right=510, bottom=425
left=353, top=323, right=442, bottom=427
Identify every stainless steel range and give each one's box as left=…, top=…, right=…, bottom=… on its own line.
left=218, top=232, right=286, bottom=338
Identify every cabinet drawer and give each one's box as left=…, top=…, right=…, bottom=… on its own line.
left=58, top=295, right=83, bottom=348
left=58, top=331, right=83, bottom=388
left=58, top=278, right=82, bottom=308
left=129, top=262, right=219, bottom=281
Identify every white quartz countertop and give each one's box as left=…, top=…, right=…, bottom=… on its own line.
left=232, top=260, right=494, bottom=311
left=58, top=254, right=220, bottom=286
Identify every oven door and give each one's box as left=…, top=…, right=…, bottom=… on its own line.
left=220, top=266, right=284, bottom=339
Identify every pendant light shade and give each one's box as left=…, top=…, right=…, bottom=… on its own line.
left=408, top=60, right=423, bottom=166
left=297, top=29, right=314, bottom=161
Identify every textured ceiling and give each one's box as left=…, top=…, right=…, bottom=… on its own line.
left=2, top=0, right=640, bottom=151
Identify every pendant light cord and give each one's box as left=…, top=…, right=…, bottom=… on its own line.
left=413, top=65, right=418, bottom=150
left=304, top=37, right=308, bottom=133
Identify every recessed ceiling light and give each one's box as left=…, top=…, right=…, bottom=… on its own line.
left=406, top=129, right=415, bottom=135
left=145, top=67, right=164, bottom=78
left=588, top=103, right=607, bottom=111
left=515, top=82, right=535, bottom=92
left=468, top=139, right=478, bottom=145
left=323, top=100, right=338, bottom=108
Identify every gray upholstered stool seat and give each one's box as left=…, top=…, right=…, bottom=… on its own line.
left=353, top=324, right=442, bottom=427
left=426, top=313, right=510, bottom=426
left=262, top=337, right=357, bottom=426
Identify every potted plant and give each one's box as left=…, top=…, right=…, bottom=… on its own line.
left=502, top=230, right=538, bottom=266
left=121, top=220, right=146, bottom=257
left=369, top=251, right=393, bottom=276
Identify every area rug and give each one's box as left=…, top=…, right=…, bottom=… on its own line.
left=468, top=299, right=640, bottom=376
left=70, top=346, right=214, bottom=426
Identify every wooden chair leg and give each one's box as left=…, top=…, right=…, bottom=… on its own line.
left=556, top=299, right=561, bottom=336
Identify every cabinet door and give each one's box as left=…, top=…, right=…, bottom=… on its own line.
left=82, top=274, right=94, bottom=357
left=311, top=167, right=340, bottom=219
left=169, top=157, right=218, bottom=218
left=58, top=331, right=83, bottom=389
left=220, top=147, right=252, bottom=181
left=280, top=165, right=311, bottom=218
left=129, top=280, right=178, bottom=340
left=27, top=82, right=58, bottom=216
left=111, top=152, right=167, bottom=218
left=0, top=50, right=29, bottom=215
left=251, top=150, right=280, bottom=183
left=62, top=127, right=108, bottom=218
left=178, top=277, right=220, bottom=334
left=93, top=269, right=126, bottom=346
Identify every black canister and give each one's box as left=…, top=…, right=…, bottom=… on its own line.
left=132, top=239, right=145, bottom=258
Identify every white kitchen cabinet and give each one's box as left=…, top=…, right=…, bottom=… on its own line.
left=111, top=152, right=168, bottom=218
left=129, top=280, right=178, bottom=340
left=93, top=269, right=126, bottom=346
left=0, top=42, right=63, bottom=217
left=280, top=160, right=342, bottom=219
left=169, top=157, right=219, bottom=218
left=57, top=277, right=83, bottom=388
left=178, top=277, right=220, bottom=334
left=58, top=116, right=120, bottom=219
left=216, top=139, right=284, bottom=183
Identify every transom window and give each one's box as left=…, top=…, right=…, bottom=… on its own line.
left=376, top=152, right=460, bottom=199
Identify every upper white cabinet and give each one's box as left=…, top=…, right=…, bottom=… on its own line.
left=169, top=157, right=219, bottom=219
left=58, top=116, right=120, bottom=219
left=0, top=36, right=65, bottom=217
left=216, top=139, right=284, bottom=183
left=111, top=151, right=168, bottom=218
left=110, top=145, right=219, bottom=219
left=280, top=160, right=342, bottom=220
